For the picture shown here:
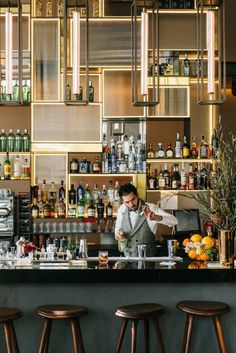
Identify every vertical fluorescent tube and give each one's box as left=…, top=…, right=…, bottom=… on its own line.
left=141, top=10, right=148, bottom=95
left=207, top=10, right=215, bottom=94
left=72, top=11, right=80, bottom=95
left=5, top=11, right=13, bottom=95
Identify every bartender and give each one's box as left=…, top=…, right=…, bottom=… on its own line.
left=115, top=183, right=178, bottom=257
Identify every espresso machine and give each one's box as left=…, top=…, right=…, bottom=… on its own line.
left=0, top=189, right=14, bottom=239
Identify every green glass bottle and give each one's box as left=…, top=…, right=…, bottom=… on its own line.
left=22, top=81, right=30, bottom=102
left=66, top=81, right=71, bottom=101
left=12, top=80, right=19, bottom=101
left=88, top=81, right=94, bottom=102
left=76, top=86, right=83, bottom=101
left=22, top=129, right=30, bottom=152
left=15, top=129, right=23, bottom=152
left=3, top=152, right=11, bottom=180
left=7, top=129, right=15, bottom=152
left=0, top=129, right=7, bottom=152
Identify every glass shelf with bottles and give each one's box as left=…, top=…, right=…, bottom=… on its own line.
left=0, top=80, right=31, bottom=106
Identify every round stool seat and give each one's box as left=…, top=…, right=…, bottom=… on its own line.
left=116, top=303, right=166, bottom=319
left=36, top=305, right=88, bottom=319
left=177, top=300, right=230, bottom=317
left=0, top=307, right=23, bottom=322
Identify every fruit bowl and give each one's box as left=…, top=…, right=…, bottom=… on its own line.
left=182, top=234, right=218, bottom=261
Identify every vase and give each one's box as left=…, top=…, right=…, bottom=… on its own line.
left=218, top=230, right=234, bottom=266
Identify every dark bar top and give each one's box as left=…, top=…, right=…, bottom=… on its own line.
left=0, top=256, right=234, bottom=283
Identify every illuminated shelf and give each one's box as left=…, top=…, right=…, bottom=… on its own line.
left=68, top=173, right=136, bottom=177
left=0, top=152, right=31, bottom=156
left=0, top=177, right=31, bottom=181
left=147, top=189, right=209, bottom=193
left=147, top=159, right=213, bottom=163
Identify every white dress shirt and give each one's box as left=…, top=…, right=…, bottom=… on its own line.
left=115, top=202, right=178, bottom=235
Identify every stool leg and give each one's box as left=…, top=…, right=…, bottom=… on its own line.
left=115, top=318, right=128, bottom=353
left=131, top=320, right=138, bottom=353
left=9, top=321, right=20, bottom=353
left=39, top=318, right=52, bottom=353
left=3, top=322, right=13, bottom=353
left=71, top=318, right=86, bottom=353
left=213, top=316, right=228, bottom=353
left=181, top=314, right=194, bottom=353
left=152, top=318, right=166, bottom=353
left=143, top=320, right=149, bottom=353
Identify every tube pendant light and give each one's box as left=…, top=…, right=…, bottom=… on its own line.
left=72, top=10, right=81, bottom=95
left=197, top=0, right=226, bottom=105
left=5, top=10, right=13, bottom=95
left=131, top=0, right=159, bottom=107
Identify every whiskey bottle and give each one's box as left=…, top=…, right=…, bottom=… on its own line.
left=59, top=180, right=65, bottom=200
left=211, top=128, right=219, bottom=159
left=200, top=163, right=208, bottom=190
left=4, top=152, right=11, bottom=180
left=158, top=170, right=166, bottom=190
left=175, top=132, right=182, bottom=158
left=15, top=129, right=23, bottom=152
left=0, top=129, right=7, bottom=152
left=163, top=164, right=170, bottom=189
left=31, top=199, right=39, bottom=219
left=190, top=136, right=198, bottom=158
left=165, top=143, right=173, bottom=159
left=21, top=158, right=30, bottom=178
left=171, top=164, right=181, bottom=190
left=194, top=163, right=201, bottom=190
left=180, top=164, right=187, bottom=190
left=97, top=199, right=105, bottom=219
left=200, top=136, right=209, bottom=158
left=88, top=81, right=94, bottom=102
left=93, top=156, right=101, bottom=173
left=22, top=129, right=30, bottom=152
left=155, top=143, right=165, bottom=158
left=87, top=200, right=96, bottom=218
left=41, top=180, right=48, bottom=203
left=57, top=198, right=66, bottom=218
left=13, top=155, right=22, bottom=179
left=182, top=136, right=190, bottom=158
left=43, top=201, right=51, bottom=218
left=49, top=182, right=57, bottom=207
left=147, top=169, right=156, bottom=190
left=147, top=143, right=155, bottom=159
left=7, top=129, right=15, bottom=152
left=183, top=54, right=190, bottom=77
left=188, top=163, right=195, bottom=190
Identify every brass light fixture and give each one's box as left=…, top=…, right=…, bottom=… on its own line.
left=197, top=0, right=226, bottom=104
left=131, top=0, right=159, bottom=107
left=64, top=0, right=89, bottom=105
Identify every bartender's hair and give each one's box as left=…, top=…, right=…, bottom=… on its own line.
left=118, top=183, right=137, bottom=198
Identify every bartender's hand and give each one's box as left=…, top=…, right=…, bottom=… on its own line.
left=115, top=229, right=125, bottom=241
left=141, top=205, right=163, bottom=222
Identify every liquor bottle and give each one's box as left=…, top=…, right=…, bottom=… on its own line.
left=101, top=184, right=108, bottom=206
left=193, top=163, right=201, bottom=190
left=188, top=163, right=195, bottom=190
left=106, top=202, right=113, bottom=217
left=12, top=80, right=19, bottom=101
left=128, top=145, right=135, bottom=172
left=166, top=143, right=174, bottom=158
left=147, top=169, right=156, bottom=190
left=87, top=200, right=96, bottom=218
left=165, top=59, right=173, bottom=76
left=116, top=137, right=123, bottom=162
left=7, top=129, right=15, bottom=152
left=46, top=0, right=53, bottom=17
left=200, top=135, right=209, bottom=158
left=97, top=199, right=105, bottom=219
left=21, top=158, right=30, bottom=178
left=123, top=135, right=130, bottom=157
left=31, top=199, right=39, bottom=219
left=135, top=134, right=144, bottom=173
left=163, top=164, right=170, bottom=189
left=211, top=128, right=219, bottom=159
left=200, top=163, right=208, bottom=189
left=113, top=181, right=121, bottom=215
left=88, top=81, right=94, bottom=102
left=36, top=0, right=42, bottom=16
left=43, top=201, right=51, bottom=218
left=171, top=0, right=178, bottom=9
left=155, top=143, right=165, bottom=158
left=182, top=136, right=190, bottom=158
left=183, top=54, right=190, bottom=77
left=75, top=86, right=83, bottom=101
left=185, top=0, right=194, bottom=9
left=147, top=143, right=155, bottom=159
left=13, top=155, right=22, bottom=179
left=57, top=198, right=66, bottom=218
left=175, top=132, right=182, bottom=158
left=3, top=152, right=11, bottom=180
left=190, top=136, right=198, bottom=158
left=22, top=81, right=30, bottom=102
left=84, top=184, right=91, bottom=205
left=171, top=164, right=181, bottom=189
left=59, top=180, right=65, bottom=200
left=180, top=164, right=187, bottom=190
left=93, top=184, right=100, bottom=205
left=92, top=156, right=101, bottom=173
left=77, top=182, right=84, bottom=201
left=69, top=184, right=76, bottom=205
left=70, top=156, right=78, bottom=173
left=15, top=129, right=23, bottom=152
left=66, top=81, right=71, bottom=101
left=57, top=0, right=64, bottom=17
left=0, top=129, right=7, bottom=152
left=0, top=83, right=5, bottom=101
left=158, top=170, right=166, bottom=190
left=41, top=180, right=48, bottom=203
left=178, top=0, right=185, bottom=8
left=110, top=145, right=117, bottom=173
left=49, top=182, right=57, bottom=206
left=22, top=129, right=30, bottom=152
left=107, top=180, right=114, bottom=203
left=102, top=134, right=109, bottom=173
left=78, top=198, right=85, bottom=218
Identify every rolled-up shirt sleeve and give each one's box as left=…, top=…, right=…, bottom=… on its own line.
left=146, top=203, right=178, bottom=234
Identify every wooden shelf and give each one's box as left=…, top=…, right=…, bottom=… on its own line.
left=147, top=158, right=213, bottom=163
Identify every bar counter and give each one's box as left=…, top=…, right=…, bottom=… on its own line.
left=0, top=256, right=236, bottom=353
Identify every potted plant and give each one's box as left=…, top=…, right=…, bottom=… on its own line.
left=64, top=241, right=76, bottom=260
left=181, top=127, right=236, bottom=265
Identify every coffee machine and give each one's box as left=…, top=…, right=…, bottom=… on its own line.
left=0, top=189, right=14, bottom=239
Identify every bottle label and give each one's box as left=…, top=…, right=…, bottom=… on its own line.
left=32, top=209, right=39, bottom=218
left=88, top=208, right=95, bottom=217
left=183, top=147, right=190, bottom=158
left=4, top=165, right=11, bottom=176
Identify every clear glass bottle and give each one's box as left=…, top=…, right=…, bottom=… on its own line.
left=88, top=81, right=94, bottom=102
left=21, top=158, right=30, bottom=178
left=147, top=143, right=155, bottom=159
left=92, top=156, right=101, bottom=173
left=15, top=129, right=23, bottom=152
left=13, top=155, right=22, bottom=179
left=7, top=129, right=15, bottom=152
left=107, top=180, right=114, bottom=204
left=128, top=145, right=135, bottom=172
left=175, top=132, right=182, bottom=158
left=155, top=143, right=165, bottom=159
left=123, top=135, right=130, bottom=156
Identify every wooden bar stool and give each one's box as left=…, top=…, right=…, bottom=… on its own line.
left=177, top=300, right=230, bottom=353
left=0, top=307, right=23, bottom=353
left=114, top=303, right=166, bottom=353
left=36, top=305, right=88, bottom=353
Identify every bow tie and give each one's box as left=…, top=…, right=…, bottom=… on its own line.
left=128, top=208, right=138, bottom=213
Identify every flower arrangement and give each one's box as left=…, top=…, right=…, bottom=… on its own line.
left=23, top=242, right=37, bottom=254
left=183, top=234, right=218, bottom=261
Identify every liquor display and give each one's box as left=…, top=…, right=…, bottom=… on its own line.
left=0, top=129, right=30, bottom=152
left=0, top=81, right=31, bottom=103
left=158, top=0, right=194, bottom=8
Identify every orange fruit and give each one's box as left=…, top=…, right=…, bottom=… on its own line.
left=190, top=234, right=203, bottom=243
left=199, top=252, right=210, bottom=261
left=182, top=238, right=191, bottom=247
left=188, top=249, right=198, bottom=260
left=201, top=236, right=215, bottom=249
